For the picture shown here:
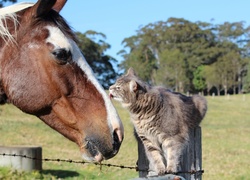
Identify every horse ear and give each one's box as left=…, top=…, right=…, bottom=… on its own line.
left=32, top=0, right=56, bottom=17
left=53, top=0, right=67, bottom=12
left=33, top=0, right=66, bottom=16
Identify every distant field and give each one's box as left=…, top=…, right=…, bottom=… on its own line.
left=202, top=94, right=250, bottom=180
left=0, top=94, right=250, bottom=179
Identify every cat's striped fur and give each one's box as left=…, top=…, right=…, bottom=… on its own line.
left=109, top=68, right=207, bottom=176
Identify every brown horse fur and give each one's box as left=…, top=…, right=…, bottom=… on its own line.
left=0, top=0, right=123, bottom=162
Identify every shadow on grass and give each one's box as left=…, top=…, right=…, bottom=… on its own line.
left=42, top=169, right=80, bottom=179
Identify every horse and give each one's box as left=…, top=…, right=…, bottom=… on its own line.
left=0, top=0, right=124, bottom=163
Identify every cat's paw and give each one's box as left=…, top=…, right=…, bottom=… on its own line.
left=166, top=166, right=178, bottom=174
left=147, top=171, right=158, bottom=177
left=156, top=167, right=166, bottom=175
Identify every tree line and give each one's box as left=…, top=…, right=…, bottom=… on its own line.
left=76, top=18, right=250, bottom=95
left=3, top=1, right=250, bottom=94
left=118, top=18, right=250, bottom=95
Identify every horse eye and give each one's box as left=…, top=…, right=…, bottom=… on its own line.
left=52, top=48, right=72, bottom=65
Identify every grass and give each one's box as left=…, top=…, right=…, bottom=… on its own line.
left=0, top=101, right=138, bottom=180
left=0, top=94, right=250, bottom=179
left=202, top=94, right=250, bottom=180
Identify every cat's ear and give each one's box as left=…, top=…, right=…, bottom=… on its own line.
left=127, top=67, right=136, bottom=76
left=129, top=80, right=138, bottom=92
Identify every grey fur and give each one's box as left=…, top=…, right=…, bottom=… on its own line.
left=109, top=67, right=207, bottom=176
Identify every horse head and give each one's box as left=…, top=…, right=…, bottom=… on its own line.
left=0, top=0, right=123, bottom=162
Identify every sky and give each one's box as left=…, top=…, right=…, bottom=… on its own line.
left=12, top=0, right=250, bottom=63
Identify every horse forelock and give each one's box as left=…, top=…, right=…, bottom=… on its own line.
left=0, top=2, right=34, bottom=43
left=0, top=2, right=76, bottom=44
left=0, top=2, right=34, bottom=16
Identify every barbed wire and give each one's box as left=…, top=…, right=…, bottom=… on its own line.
left=0, top=153, right=204, bottom=175
left=0, top=153, right=136, bottom=170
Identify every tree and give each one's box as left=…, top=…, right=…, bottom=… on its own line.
left=119, top=18, right=250, bottom=94
left=119, top=18, right=220, bottom=92
left=155, top=48, right=188, bottom=92
left=215, top=22, right=248, bottom=94
left=76, top=31, right=118, bottom=89
left=243, top=59, right=250, bottom=92
left=202, top=64, right=223, bottom=96
left=193, top=66, right=206, bottom=93
left=0, top=0, right=16, bottom=7
left=118, top=34, right=157, bottom=83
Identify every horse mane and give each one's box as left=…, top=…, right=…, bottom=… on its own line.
left=0, top=2, right=34, bottom=16
left=0, top=2, right=34, bottom=43
left=0, top=2, right=76, bottom=44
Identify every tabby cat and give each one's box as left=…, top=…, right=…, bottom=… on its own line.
left=109, top=68, right=207, bottom=176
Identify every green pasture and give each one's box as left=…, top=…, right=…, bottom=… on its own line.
left=0, top=94, right=250, bottom=179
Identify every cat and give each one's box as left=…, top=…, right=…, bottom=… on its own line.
left=109, top=67, right=207, bottom=176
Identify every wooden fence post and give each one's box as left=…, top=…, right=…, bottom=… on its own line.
left=134, top=130, right=149, bottom=177
left=136, top=127, right=202, bottom=180
left=0, top=146, right=42, bottom=171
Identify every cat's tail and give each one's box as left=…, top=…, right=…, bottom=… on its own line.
left=192, top=95, right=207, bottom=123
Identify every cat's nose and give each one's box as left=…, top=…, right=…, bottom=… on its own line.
left=108, top=86, right=114, bottom=98
left=109, top=85, right=114, bottom=91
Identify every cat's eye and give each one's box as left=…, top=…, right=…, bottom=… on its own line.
left=116, top=86, right=121, bottom=90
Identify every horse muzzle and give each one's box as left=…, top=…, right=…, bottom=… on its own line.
left=81, top=129, right=123, bottom=162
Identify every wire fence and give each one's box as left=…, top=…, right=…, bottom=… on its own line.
left=0, top=153, right=204, bottom=176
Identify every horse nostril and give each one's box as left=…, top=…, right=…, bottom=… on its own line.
left=113, top=129, right=122, bottom=152
left=114, top=128, right=123, bottom=143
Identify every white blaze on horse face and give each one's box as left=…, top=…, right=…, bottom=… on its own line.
left=45, top=26, right=124, bottom=141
